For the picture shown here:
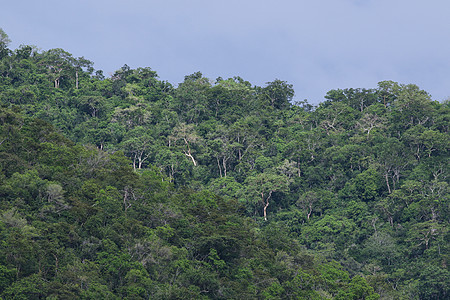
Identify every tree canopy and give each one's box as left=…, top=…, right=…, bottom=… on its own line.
left=0, top=29, right=448, bottom=299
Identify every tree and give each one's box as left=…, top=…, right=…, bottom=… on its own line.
left=374, top=138, right=411, bottom=193
left=315, top=101, right=358, bottom=135
left=341, top=169, right=383, bottom=202
left=0, top=264, right=16, bottom=293
left=407, top=221, right=444, bottom=254
left=336, top=275, right=380, bottom=300
left=0, top=28, right=11, bottom=59
left=207, top=176, right=243, bottom=200
left=325, top=88, right=378, bottom=112
left=356, top=112, right=386, bottom=138
left=204, top=123, right=240, bottom=178
left=228, top=115, right=263, bottom=170
left=390, top=83, right=434, bottom=132
left=120, top=126, right=154, bottom=170
left=169, top=123, right=201, bottom=166
left=1, top=274, right=49, bottom=299
left=71, top=56, right=93, bottom=89
left=415, top=264, right=449, bottom=299
left=110, top=105, right=152, bottom=130
left=297, top=191, right=318, bottom=220
left=244, top=172, right=290, bottom=220
left=40, top=48, right=75, bottom=88
left=42, top=182, right=70, bottom=215
left=377, top=80, right=400, bottom=107
left=77, top=95, right=106, bottom=118
left=174, top=72, right=211, bottom=123
left=276, top=159, right=300, bottom=180
left=362, top=231, right=399, bottom=266
left=260, top=79, right=294, bottom=109
left=208, top=77, right=255, bottom=122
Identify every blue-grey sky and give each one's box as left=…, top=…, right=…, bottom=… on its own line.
left=2, top=0, right=450, bottom=104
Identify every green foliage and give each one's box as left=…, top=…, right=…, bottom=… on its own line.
left=0, top=264, right=16, bottom=292
left=341, top=169, right=383, bottom=202
left=336, top=275, right=380, bottom=300
left=0, top=34, right=448, bottom=298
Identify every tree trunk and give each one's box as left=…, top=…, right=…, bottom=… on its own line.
left=263, top=190, right=273, bottom=221
left=223, top=157, right=227, bottom=177
left=184, top=150, right=197, bottom=166
left=307, top=205, right=312, bottom=220
left=263, top=200, right=269, bottom=221
left=217, top=157, right=222, bottom=177
left=170, top=164, right=175, bottom=181
left=53, top=254, right=59, bottom=275
left=183, top=139, right=197, bottom=166
left=385, top=174, right=391, bottom=194
left=132, top=154, right=137, bottom=171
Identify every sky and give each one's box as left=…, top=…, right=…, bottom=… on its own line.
left=1, top=0, right=450, bottom=104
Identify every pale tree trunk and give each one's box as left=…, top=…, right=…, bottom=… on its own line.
left=217, top=157, right=222, bottom=177
left=263, top=200, right=269, bottom=221
left=132, top=154, right=137, bottom=171
left=183, top=138, right=197, bottom=166
left=385, top=174, right=391, bottom=194
left=263, top=190, right=273, bottom=221
left=122, top=186, right=133, bottom=212
left=184, top=150, right=197, bottom=166
left=137, top=151, right=150, bottom=169
left=222, top=156, right=228, bottom=177
left=237, top=134, right=242, bottom=161
left=170, top=164, right=175, bottom=181
left=431, top=207, right=437, bottom=221
left=53, top=254, right=59, bottom=275
left=307, top=204, right=312, bottom=220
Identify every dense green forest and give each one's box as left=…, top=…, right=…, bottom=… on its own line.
left=0, top=29, right=448, bottom=299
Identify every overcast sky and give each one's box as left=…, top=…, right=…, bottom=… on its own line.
left=2, top=0, right=450, bottom=104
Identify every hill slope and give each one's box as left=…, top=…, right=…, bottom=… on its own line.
left=0, top=32, right=448, bottom=299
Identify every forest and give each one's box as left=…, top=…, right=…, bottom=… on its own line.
left=0, top=29, right=448, bottom=299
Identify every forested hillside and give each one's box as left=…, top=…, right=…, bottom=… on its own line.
left=0, top=29, right=448, bottom=299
